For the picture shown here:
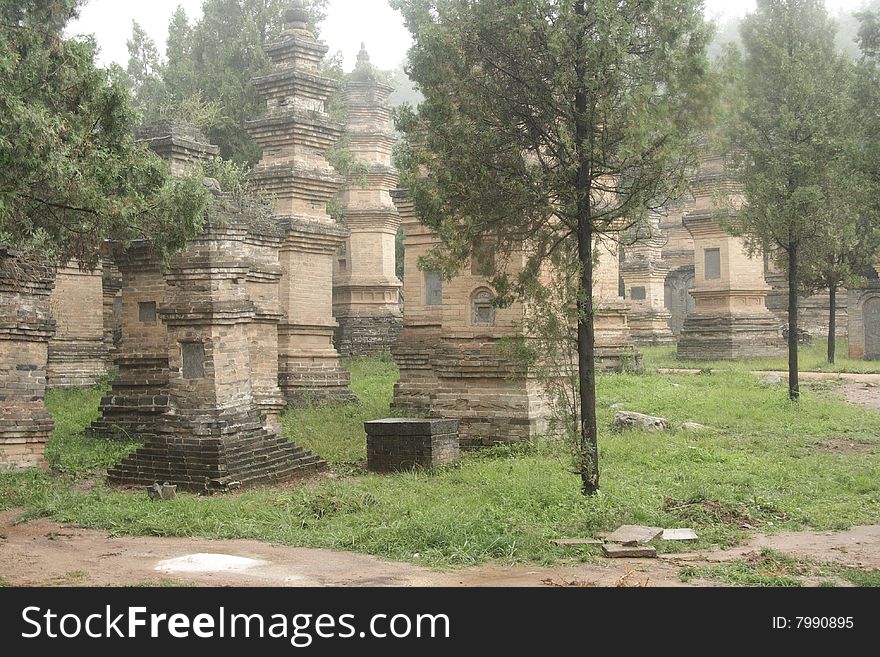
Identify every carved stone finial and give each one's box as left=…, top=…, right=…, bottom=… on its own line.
left=284, top=0, right=309, bottom=30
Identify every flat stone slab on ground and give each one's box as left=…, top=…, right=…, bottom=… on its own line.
left=607, top=525, right=663, bottom=545
left=602, top=544, right=658, bottom=558
left=551, top=538, right=604, bottom=547
left=662, top=528, right=699, bottom=542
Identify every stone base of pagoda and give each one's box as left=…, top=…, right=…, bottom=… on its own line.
left=88, top=357, right=170, bottom=441
left=278, top=322, right=355, bottom=407
left=627, top=308, right=677, bottom=347
left=677, top=313, right=785, bottom=360
left=429, top=341, right=550, bottom=448
left=594, top=301, right=643, bottom=372
left=391, top=326, right=441, bottom=415
left=106, top=406, right=325, bottom=493
left=334, top=312, right=402, bottom=357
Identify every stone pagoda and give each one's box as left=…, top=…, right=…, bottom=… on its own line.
left=677, top=153, right=784, bottom=360
left=391, top=191, right=554, bottom=446
left=619, top=215, right=675, bottom=346
left=248, top=0, right=354, bottom=406
left=332, top=44, right=403, bottom=356
left=107, top=202, right=324, bottom=492
left=89, top=120, right=218, bottom=439
left=0, top=248, right=56, bottom=469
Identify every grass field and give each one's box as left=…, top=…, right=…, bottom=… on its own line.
left=1, top=347, right=879, bottom=571
left=641, top=339, right=880, bottom=374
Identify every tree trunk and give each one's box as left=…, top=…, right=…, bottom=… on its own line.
left=827, top=284, right=836, bottom=364
left=573, top=0, right=598, bottom=496
left=788, top=247, right=800, bottom=400
left=576, top=219, right=599, bottom=496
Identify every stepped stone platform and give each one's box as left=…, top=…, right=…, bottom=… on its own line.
left=107, top=414, right=325, bottom=493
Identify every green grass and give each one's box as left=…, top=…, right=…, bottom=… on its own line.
left=642, top=339, right=880, bottom=374
left=1, top=354, right=879, bottom=569
left=281, top=353, right=401, bottom=467
left=679, top=548, right=880, bottom=587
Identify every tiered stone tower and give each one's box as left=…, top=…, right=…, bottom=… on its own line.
left=620, top=215, right=675, bottom=346
left=47, top=263, right=109, bottom=388
left=89, top=121, right=218, bottom=439
left=107, top=203, right=325, bottom=492
left=332, top=44, right=403, bottom=356
left=0, top=249, right=55, bottom=469
left=248, top=1, right=354, bottom=406
left=677, top=153, right=784, bottom=360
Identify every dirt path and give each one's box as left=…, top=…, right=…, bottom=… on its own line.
left=1, top=511, right=878, bottom=587
left=839, top=382, right=880, bottom=411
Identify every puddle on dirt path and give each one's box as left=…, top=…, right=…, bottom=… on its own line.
left=156, top=553, right=268, bottom=574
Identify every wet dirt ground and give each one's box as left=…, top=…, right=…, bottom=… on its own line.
left=2, top=511, right=879, bottom=587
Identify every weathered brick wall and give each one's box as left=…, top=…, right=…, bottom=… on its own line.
left=47, top=263, right=109, bottom=388
left=0, top=250, right=55, bottom=469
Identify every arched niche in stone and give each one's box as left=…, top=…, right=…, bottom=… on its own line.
left=471, top=287, right=496, bottom=327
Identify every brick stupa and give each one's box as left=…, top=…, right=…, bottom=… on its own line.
left=332, top=44, right=403, bottom=356
left=248, top=0, right=354, bottom=405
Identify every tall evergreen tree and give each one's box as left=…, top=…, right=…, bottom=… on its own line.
left=726, top=0, right=856, bottom=397
left=391, top=0, right=712, bottom=495
left=0, top=0, right=211, bottom=266
left=125, top=20, right=167, bottom=121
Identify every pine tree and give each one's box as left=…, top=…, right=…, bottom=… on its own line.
left=391, top=0, right=713, bottom=495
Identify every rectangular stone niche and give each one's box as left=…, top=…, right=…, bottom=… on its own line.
left=364, top=418, right=460, bottom=473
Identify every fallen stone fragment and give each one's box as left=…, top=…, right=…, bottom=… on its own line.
left=680, top=422, right=710, bottom=431
left=612, top=412, right=668, bottom=432
left=607, top=525, right=664, bottom=545
left=609, top=402, right=626, bottom=410
left=602, top=544, right=657, bottom=558
left=760, top=373, right=783, bottom=385
left=551, top=538, right=604, bottom=547
left=661, top=528, right=698, bottom=542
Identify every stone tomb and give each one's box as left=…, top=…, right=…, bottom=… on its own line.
left=248, top=1, right=354, bottom=406
left=332, top=44, right=403, bottom=357
left=0, top=249, right=56, bottom=469
left=391, top=190, right=555, bottom=446
left=365, top=418, right=459, bottom=473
